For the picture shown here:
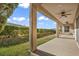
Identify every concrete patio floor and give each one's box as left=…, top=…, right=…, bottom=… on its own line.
left=37, top=34, right=79, bottom=56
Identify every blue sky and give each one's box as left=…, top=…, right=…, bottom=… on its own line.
left=7, top=3, right=56, bottom=29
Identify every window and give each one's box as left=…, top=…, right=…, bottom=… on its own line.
left=64, top=26, right=69, bottom=32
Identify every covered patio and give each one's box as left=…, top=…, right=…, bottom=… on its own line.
left=38, top=34, right=79, bottom=56
left=29, top=3, right=79, bottom=56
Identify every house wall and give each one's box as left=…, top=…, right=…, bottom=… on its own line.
left=76, top=16, right=79, bottom=48
left=61, top=25, right=74, bottom=34
left=62, top=26, right=65, bottom=33
left=69, top=24, right=74, bottom=34
left=75, top=5, right=79, bottom=48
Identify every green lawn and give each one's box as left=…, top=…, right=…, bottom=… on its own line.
left=0, top=35, right=55, bottom=56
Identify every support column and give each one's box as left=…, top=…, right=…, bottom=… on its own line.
left=59, top=25, right=62, bottom=34
left=62, top=25, right=64, bottom=33
left=56, top=23, right=59, bottom=38
left=29, top=3, right=37, bottom=52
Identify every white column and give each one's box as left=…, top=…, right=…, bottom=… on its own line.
left=62, top=25, right=64, bottom=33
left=56, top=23, right=59, bottom=38
left=59, top=25, right=62, bottom=34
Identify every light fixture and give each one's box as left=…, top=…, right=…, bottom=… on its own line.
left=65, top=21, right=69, bottom=24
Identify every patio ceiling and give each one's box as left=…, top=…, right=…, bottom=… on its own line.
left=41, top=3, right=78, bottom=24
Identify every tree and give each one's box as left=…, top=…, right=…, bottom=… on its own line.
left=0, top=3, right=18, bottom=33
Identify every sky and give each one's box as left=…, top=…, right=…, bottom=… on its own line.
left=7, top=3, right=56, bottom=29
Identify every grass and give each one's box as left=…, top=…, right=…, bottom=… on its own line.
left=0, top=35, right=55, bottom=56
left=0, top=43, right=30, bottom=56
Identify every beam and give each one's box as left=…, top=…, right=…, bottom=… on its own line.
left=73, top=4, right=79, bottom=24
left=29, top=3, right=37, bottom=52
left=37, top=4, right=63, bottom=25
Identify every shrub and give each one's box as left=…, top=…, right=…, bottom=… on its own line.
left=0, top=25, right=56, bottom=47
left=0, top=35, right=29, bottom=47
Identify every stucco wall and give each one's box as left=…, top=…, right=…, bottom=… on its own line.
left=76, top=16, right=79, bottom=48
left=76, top=5, right=79, bottom=48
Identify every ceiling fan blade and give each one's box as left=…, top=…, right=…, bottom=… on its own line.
left=66, top=10, right=73, bottom=13
left=62, top=15, right=67, bottom=17
left=65, top=21, right=69, bottom=24
left=66, top=14, right=71, bottom=15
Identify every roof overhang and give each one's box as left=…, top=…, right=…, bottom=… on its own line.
left=36, top=3, right=79, bottom=25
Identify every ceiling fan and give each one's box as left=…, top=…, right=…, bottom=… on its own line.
left=57, top=10, right=72, bottom=19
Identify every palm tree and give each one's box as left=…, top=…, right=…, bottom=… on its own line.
left=0, top=3, right=18, bottom=33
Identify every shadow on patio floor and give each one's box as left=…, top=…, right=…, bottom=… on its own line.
left=32, top=49, right=56, bottom=56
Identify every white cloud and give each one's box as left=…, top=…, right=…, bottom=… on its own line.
left=13, top=17, right=17, bottom=20
left=18, top=3, right=30, bottom=8
left=53, top=22, right=56, bottom=25
left=38, top=22, right=43, bottom=25
left=38, top=16, right=49, bottom=21
left=45, top=18, right=49, bottom=20
left=27, top=18, right=29, bottom=21
left=19, top=17, right=25, bottom=21
left=7, top=18, right=10, bottom=21
left=7, top=18, right=11, bottom=22
left=38, top=16, right=45, bottom=20
left=13, top=17, right=26, bottom=22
